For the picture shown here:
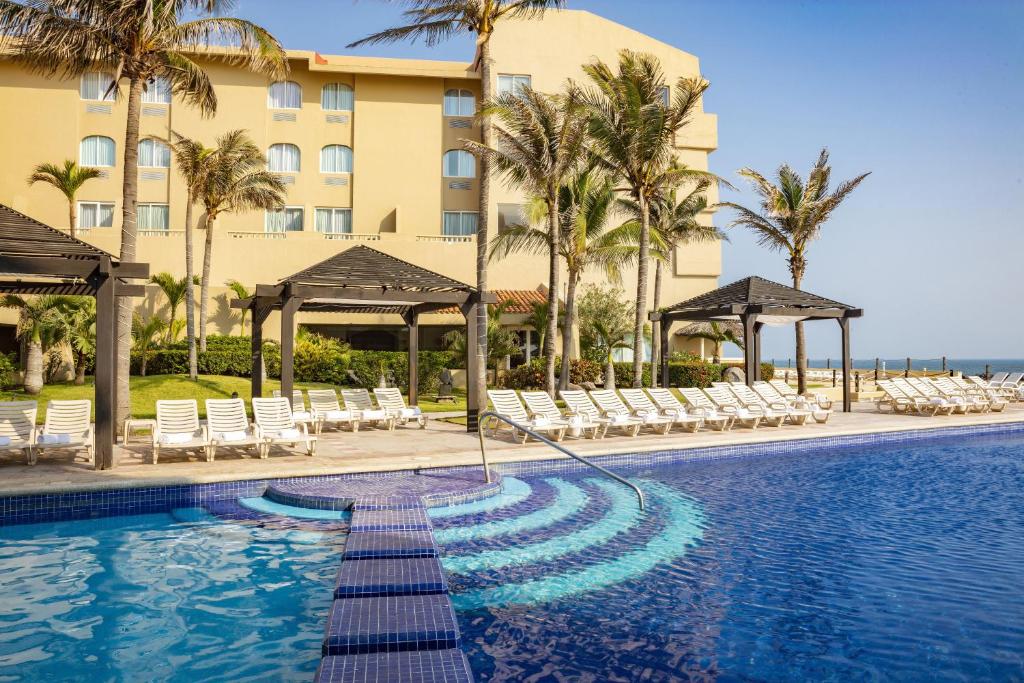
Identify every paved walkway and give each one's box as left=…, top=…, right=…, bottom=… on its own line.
left=1, top=402, right=1023, bottom=496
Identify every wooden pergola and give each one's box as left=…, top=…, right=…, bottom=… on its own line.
left=652, top=276, right=863, bottom=411
left=233, top=245, right=495, bottom=431
left=0, top=204, right=149, bottom=468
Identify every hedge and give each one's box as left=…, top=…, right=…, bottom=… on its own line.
left=500, top=357, right=602, bottom=390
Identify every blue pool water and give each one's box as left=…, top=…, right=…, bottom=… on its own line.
left=1, top=432, right=1022, bottom=681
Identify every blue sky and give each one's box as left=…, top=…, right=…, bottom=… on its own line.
left=237, top=0, right=1024, bottom=359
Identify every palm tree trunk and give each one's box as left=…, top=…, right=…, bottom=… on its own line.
left=632, top=193, right=651, bottom=388
left=140, top=350, right=147, bottom=377
left=651, top=259, right=663, bottom=388
left=74, top=351, right=87, bottom=385
left=184, top=194, right=198, bottom=380
left=792, top=264, right=806, bottom=394
left=544, top=198, right=560, bottom=397
left=604, top=351, right=615, bottom=391
left=116, top=76, right=144, bottom=424
left=24, top=341, right=43, bottom=395
left=68, top=202, right=77, bottom=240
left=199, top=214, right=214, bottom=352
left=558, top=270, right=578, bottom=391
left=473, top=37, right=493, bottom=403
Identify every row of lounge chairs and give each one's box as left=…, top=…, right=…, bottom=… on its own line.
left=270, top=387, right=427, bottom=434
left=485, top=379, right=834, bottom=443
left=0, top=399, right=93, bottom=465
left=875, top=376, right=1011, bottom=415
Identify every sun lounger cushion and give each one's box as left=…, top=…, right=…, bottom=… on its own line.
left=160, top=432, right=193, bottom=445
left=360, top=409, right=388, bottom=421
left=609, top=414, right=631, bottom=425
left=293, top=410, right=313, bottom=420
left=398, top=407, right=422, bottom=418
left=37, top=433, right=72, bottom=444
left=532, top=415, right=551, bottom=427
left=266, top=428, right=301, bottom=440
left=325, top=410, right=353, bottom=420
left=213, top=430, right=248, bottom=442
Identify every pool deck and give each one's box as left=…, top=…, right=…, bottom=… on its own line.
left=1, top=401, right=1023, bottom=497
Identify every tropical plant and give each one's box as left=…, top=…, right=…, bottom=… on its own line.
left=720, top=148, right=869, bottom=392
left=196, top=130, right=285, bottom=350
left=469, top=86, right=588, bottom=394
left=523, top=300, right=561, bottom=357
left=442, top=301, right=521, bottom=371
left=225, top=279, right=252, bottom=334
left=0, top=294, right=71, bottom=393
left=131, top=313, right=167, bottom=377
left=26, top=159, right=101, bottom=238
left=577, top=284, right=633, bottom=389
left=679, top=321, right=743, bottom=364
left=0, top=0, right=287, bottom=422
left=580, top=50, right=714, bottom=387
left=63, top=297, right=96, bottom=384
left=150, top=272, right=198, bottom=343
left=349, top=0, right=566, bottom=404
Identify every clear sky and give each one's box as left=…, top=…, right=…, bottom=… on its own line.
left=236, top=0, right=1024, bottom=359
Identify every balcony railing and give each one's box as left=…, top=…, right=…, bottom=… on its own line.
left=322, top=233, right=380, bottom=241
left=140, top=229, right=184, bottom=237
left=229, top=231, right=287, bottom=240
left=416, top=234, right=474, bottom=244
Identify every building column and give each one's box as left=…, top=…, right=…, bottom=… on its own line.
left=279, top=295, right=302, bottom=403
left=741, top=312, right=758, bottom=386
left=839, top=317, right=852, bottom=412
left=404, top=308, right=419, bottom=405
left=93, top=259, right=116, bottom=470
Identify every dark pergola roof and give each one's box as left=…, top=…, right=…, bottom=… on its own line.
left=0, top=204, right=111, bottom=260
left=658, top=276, right=861, bottom=323
left=282, top=244, right=472, bottom=293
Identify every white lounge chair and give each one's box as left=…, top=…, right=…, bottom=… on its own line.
left=486, top=390, right=566, bottom=443
left=559, top=390, right=641, bottom=437
left=252, top=397, right=317, bottom=456
left=987, top=371, right=1009, bottom=387
left=769, top=378, right=833, bottom=410
left=341, top=389, right=395, bottom=430
left=273, top=389, right=317, bottom=431
left=308, top=389, right=360, bottom=433
left=702, top=386, right=765, bottom=429
left=0, top=401, right=37, bottom=464
left=730, top=383, right=808, bottom=426
left=205, top=398, right=263, bottom=459
left=152, top=400, right=209, bottom=464
left=968, top=375, right=1019, bottom=401
left=647, top=388, right=731, bottom=431
left=589, top=390, right=672, bottom=434
left=930, top=378, right=990, bottom=413
left=888, top=379, right=953, bottom=416
left=521, top=390, right=605, bottom=439
left=373, top=388, right=427, bottom=429
left=753, top=381, right=831, bottom=423
left=619, top=388, right=702, bottom=432
left=35, top=400, right=94, bottom=466
left=958, top=376, right=1009, bottom=411
left=676, top=388, right=738, bottom=430
left=903, top=378, right=967, bottom=414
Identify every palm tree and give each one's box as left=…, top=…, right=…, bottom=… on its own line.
left=577, top=284, right=633, bottom=389
left=1, top=294, right=69, bottom=394
left=225, top=279, right=252, bottom=334
left=132, top=313, right=166, bottom=377
left=150, top=272, right=198, bottom=343
left=580, top=50, right=713, bottom=387
left=196, top=130, right=285, bottom=350
left=26, top=160, right=101, bottom=238
left=442, top=301, right=521, bottom=372
left=172, top=134, right=215, bottom=379
left=0, top=0, right=287, bottom=423
left=467, top=86, right=588, bottom=394
left=63, top=297, right=96, bottom=385
left=678, top=321, right=743, bottom=364
left=524, top=300, right=553, bottom=356
left=348, top=0, right=566, bottom=407
left=720, top=149, right=869, bottom=393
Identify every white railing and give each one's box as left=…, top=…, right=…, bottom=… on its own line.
left=140, top=229, right=184, bottom=237
left=229, top=231, right=287, bottom=240
left=322, top=233, right=380, bottom=241
left=416, top=235, right=474, bottom=244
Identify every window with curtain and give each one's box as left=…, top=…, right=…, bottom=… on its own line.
left=443, top=150, right=475, bottom=178
left=267, top=81, right=302, bottom=109
left=315, top=208, right=352, bottom=234
left=443, top=89, right=475, bottom=116
left=658, top=85, right=670, bottom=107
left=496, top=74, right=531, bottom=97
left=80, top=136, right=116, bottom=167
left=265, top=207, right=304, bottom=232
left=267, top=143, right=301, bottom=172
left=137, top=203, right=169, bottom=230
left=138, top=139, right=170, bottom=168
left=442, top=211, right=478, bottom=236
left=78, top=201, right=115, bottom=228
left=320, top=145, right=353, bottom=173
left=79, top=71, right=116, bottom=101
left=142, top=76, right=172, bottom=104
left=321, top=83, right=354, bottom=111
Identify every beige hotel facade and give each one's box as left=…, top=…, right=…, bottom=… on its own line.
left=0, top=9, right=720, bottom=360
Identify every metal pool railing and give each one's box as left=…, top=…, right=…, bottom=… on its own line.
left=476, top=411, right=646, bottom=511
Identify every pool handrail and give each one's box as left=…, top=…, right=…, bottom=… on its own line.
left=477, top=410, right=646, bottom=511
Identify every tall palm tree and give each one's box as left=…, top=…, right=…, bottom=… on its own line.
left=150, top=271, right=198, bottom=343
left=467, top=86, right=588, bottom=394
left=1, top=294, right=70, bottom=394
left=580, top=50, right=713, bottom=387
left=348, top=0, right=566, bottom=406
left=0, top=0, right=287, bottom=423
left=720, top=149, right=869, bottom=393
left=171, top=133, right=215, bottom=379
left=26, top=160, right=101, bottom=238
left=196, top=129, right=285, bottom=350
left=225, top=279, right=252, bottom=334
left=132, top=313, right=166, bottom=377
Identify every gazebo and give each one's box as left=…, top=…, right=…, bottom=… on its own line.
left=652, top=276, right=862, bottom=411
left=234, top=245, right=495, bottom=431
left=0, top=204, right=149, bottom=468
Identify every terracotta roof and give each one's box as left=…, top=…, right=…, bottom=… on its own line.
left=433, top=288, right=547, bottom=316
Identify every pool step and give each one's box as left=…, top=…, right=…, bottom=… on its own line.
left=315, top=649, right=473, bottom=683
left=352, top=496, right=425, bottom=510
left=334, top=557, right=448, bottom=599
left=350, top=507, right=433, bottom=533
left=343, top=530, right=438, bottom=560
left=322, top=594, right=461, bottom=655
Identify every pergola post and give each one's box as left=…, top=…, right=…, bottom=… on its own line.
left=403, top=308, right=420, bottom=405
left=279, top=292, right=302, bottom=403
left=462, top=298, right=481, bottom=433
left=839, top=316, right=852, bottom=412
left=753, top=321, right=764, bottom=381
left=741, top=311, right=758, bottom=386
left=250, top=301, right=271, bottom=399
left=93, top=258, right=116, bottom=470
left=658, top=315, right=670, bottom=388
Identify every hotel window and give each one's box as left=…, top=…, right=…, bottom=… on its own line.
left=315, top=207, right=352, bottom=234
left=80, top=135, right=116, bottom=167
left=321, top=83, right=354, bottom=111
left=496, top=74, right=531, bottom=97
left=138, top=138, right=170, bottom=168
left=142, top=76, right=172, bottom=104
left=320, top=145, right=353, bottom=173
left=443, top=89, right=475, bottom=116
left=265, top=206, right=304, bottom=233
left=80, top=71, right=116, bottom=101
left=137, top=203, right=169, bottom=231
left=442, top=211, right=478, bottom=236
left=267, top=143, right=301, bottom=172
left=443, top=150, right=475, bottom=178
left=658, top=85, right=670, bottom=107
left=78, top=201, right=114, bottom=229
left=267, top=81, right=302, bottom=109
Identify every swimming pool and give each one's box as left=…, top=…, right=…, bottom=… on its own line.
left=1, top=430, right=1022, bottom=680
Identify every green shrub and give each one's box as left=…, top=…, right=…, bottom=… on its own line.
left=500, top=357, right=602, bottom=390
left=0, top=352, right=17, bottom=388
left=666, top=361, right=724, bottom=388
left=760, top=362, right=775, bottom=381
left=345, top=350, right=456, bottom=392
left=611, top=362, right=652, bottom=388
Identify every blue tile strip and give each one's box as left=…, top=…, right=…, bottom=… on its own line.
left=322, top=594, right=460, bottom=655
left=343, top=531, right=439, bottom=560
left=333, top=557, right=448, bottom=599
left=315, top=650, right=474, bottom=683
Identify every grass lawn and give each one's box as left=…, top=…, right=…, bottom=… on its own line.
left=2, top=375, right=467, bottom=422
